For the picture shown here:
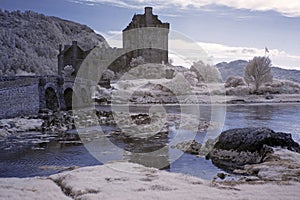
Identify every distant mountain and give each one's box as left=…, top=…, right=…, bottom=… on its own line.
left=216, top=60, right=248, bottom=80
left=0, top=10, right=107, bottom=75
left=216, top=60, right=300, bottom=83
left=271, top=67, right=300, bottom=83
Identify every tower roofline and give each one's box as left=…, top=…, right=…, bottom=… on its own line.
left=122, top=7, right=169, bottom=32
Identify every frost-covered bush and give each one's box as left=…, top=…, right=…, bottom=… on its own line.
left=226, top=86, right=250, bottom=96
left=191, top=61, right=222, bottom=83
left=253, top=86, right=280, bottom=95
left=63, top=65, right=74, bottom=76
left=129, top=56, right=145, bottom=68
left=163, top=74, right=192, bottom=95
left=183, top=71, right=198, bottom=86
left=261, top=80, right=300, bottom=94
left=225, top=76, right=246, bottom=88
left=226, top=79, right=300, bottom=95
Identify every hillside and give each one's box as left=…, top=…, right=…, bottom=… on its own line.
left=216, top=60, right=247, bottom=80
left=216, top=60, right=300, bottom=83
left=0, top=9, right=107, bottom=75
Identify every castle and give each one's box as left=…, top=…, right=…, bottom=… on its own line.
left=58, top=7, right=170, bottom=77
left=0, top=7, right=171, bottom=119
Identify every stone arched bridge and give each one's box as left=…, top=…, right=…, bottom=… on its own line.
left=39, top=75, right=95, bottom=111
left=0, top=75, right=100, bottom=119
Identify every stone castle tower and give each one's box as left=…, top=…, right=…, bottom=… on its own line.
left=122, top=7, right=170, bottom=64
left=58, top=7, right=170, bottom=76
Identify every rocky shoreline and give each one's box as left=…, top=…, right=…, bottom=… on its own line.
left=1, top=97, right=300, bottom=139
left=1, top=109, right=300, bottom=199
left=173, top=127, right=300, bottom=184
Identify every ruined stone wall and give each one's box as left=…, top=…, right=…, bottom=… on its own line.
left=0, top=77, right=40, bottom=119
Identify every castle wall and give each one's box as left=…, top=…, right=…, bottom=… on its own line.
left=0, top=77, right=40, bottom=119
left=123, top=29, right=169, bottom=64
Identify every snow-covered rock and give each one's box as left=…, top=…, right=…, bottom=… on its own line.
left=241, top=148, right=300, bottom=182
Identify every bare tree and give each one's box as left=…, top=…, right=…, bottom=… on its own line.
left=244, top=56, right=273, bottom=91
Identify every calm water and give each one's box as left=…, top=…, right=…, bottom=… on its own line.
left=224, top=103, right=300, bottom=143
left=1, top=103, right=300, bottom=179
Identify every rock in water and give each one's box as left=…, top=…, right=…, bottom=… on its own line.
left=207, top=127, right=300, bottom=171
left=174, top=140, right=202, bottom=155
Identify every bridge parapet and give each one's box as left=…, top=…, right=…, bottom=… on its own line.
left=0, top=76, right=39, bottom=90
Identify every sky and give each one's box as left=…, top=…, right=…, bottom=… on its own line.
left=1, top=0, right=300, bottom=69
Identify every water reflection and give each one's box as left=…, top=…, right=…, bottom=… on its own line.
left=0, top=140, right=100, bottom=177
left=81, top=127, right=171, bottom=169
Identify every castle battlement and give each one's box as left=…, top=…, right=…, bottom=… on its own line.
left=123, top=7, right=170, bottom=31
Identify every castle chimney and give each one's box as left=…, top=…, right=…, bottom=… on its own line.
left=145, top=7, right=153, bottom=24
left=145, top=7, right=153, bottom=15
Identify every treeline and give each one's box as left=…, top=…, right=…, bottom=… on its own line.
left=0, top=9, right=106, bottom=76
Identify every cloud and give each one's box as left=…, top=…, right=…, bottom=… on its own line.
left=197, top=42, right=300, bottom=69
left=107, top=30, right=122, bottom=35
left=97, top=29, right=300, bottom=69
left=71, top=0, right=141, bottom=9
left=73, top=0, right=300, bottom=17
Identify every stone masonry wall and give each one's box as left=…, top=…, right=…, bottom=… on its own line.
left=0, top=77, right=40, bottom=119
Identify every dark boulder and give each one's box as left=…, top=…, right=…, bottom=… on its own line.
left=207, top=127, right=300, bottom=171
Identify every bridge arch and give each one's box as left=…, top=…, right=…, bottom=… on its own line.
left=45, top=87, right=59, bottom=111
left=64, top=88, right=75, bottom=110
